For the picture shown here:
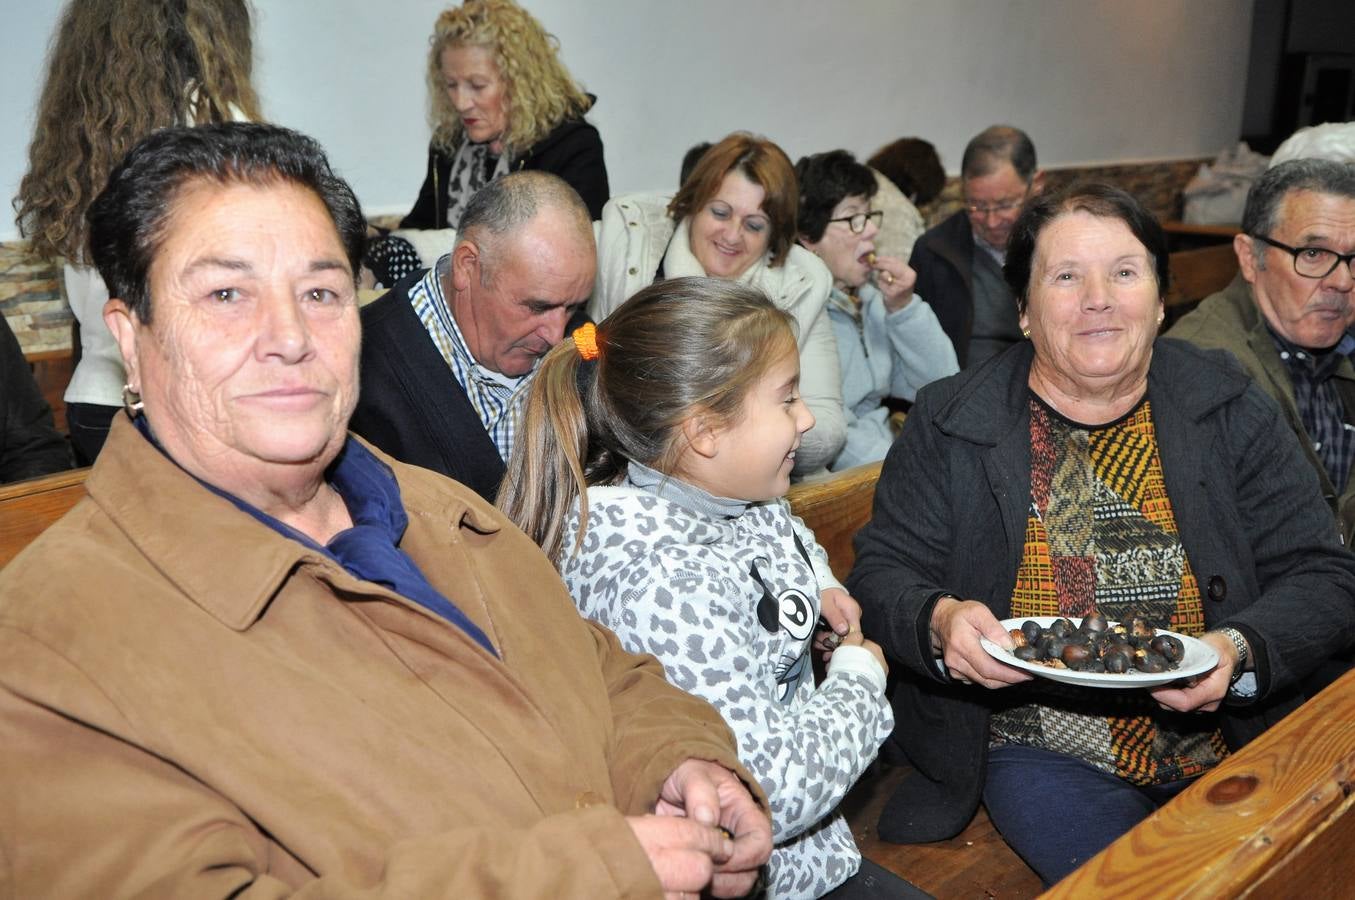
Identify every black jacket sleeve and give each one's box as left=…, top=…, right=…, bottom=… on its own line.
left=520, top=119, right=610, bottom=220
left=0, top=317, right=71, bottom=484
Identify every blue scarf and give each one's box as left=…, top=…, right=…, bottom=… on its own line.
left=135, top=418, right=496, bottom=655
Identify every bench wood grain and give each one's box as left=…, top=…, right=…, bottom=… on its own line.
left=0, top=467, right=88, bottom=568
left=1166, top=244, right=1239, bottom=309
left=1045, top=667, right=1355, bottom=898
left=785, top=461, right=883, bottom=583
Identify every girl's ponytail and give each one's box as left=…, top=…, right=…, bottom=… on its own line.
left=498, top=335, right=593, bottom=563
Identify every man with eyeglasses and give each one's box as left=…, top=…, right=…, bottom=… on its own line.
left=1169, top=159, right=1355, bottom=545
left=909, top=125, right=1043, bottom=367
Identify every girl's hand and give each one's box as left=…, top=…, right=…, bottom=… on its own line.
left=815, top=588, right=861, bottom=661
left=836, top=629, right=889, bottom=676
left=871, top=254, right=917, bottom=312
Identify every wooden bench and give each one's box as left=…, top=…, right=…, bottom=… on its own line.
left=1048, top=666, right=1355, bottom=898
left=786, top=462, right=882, bottom=582
left=0, top=467, right=89, bottom=568
left=1167, top=243, right=1239, bottom=308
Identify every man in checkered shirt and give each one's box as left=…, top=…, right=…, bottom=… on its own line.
left=352, top=172, right=595, bottom=501
left=1169, top=159, right=1355, bottom=546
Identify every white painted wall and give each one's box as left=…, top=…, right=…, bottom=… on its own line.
left=3, top=0, right=1253, bottom=241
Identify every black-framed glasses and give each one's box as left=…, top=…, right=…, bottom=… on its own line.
left=827, top=210, right=884, bottom=234
left=1251, top=234, right=1355, bottom=279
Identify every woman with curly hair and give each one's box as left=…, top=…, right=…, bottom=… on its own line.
left=13, top=0, right=260, bottom=465
left=368, top=0, right=609, bottom=286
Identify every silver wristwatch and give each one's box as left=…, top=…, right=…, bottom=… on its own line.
left=1217, top=627, right=1250, bottom=683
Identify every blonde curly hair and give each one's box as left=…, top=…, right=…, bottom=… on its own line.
left=426, top=0, right=591, bottom=158
left=13, top=0, right=262, bottom=263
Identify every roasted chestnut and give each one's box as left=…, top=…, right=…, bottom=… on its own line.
left=1061, top=642, right=1095, bottom=669
left=1135, top=650, right=1170, bottom=673
left=1150, top=634, right=1185, bottom=663
left=1048, top=617, right=1075, bottom=639
left=1128, top=615, right=1156, bottom=640
left=1014, top=645, right=1041, bottom=662
left=1021, top=620, right=1043, bottom=645
left=1102, top=648, right=1132, bottom=673
left=1078, top=608, right=1109, bottom=635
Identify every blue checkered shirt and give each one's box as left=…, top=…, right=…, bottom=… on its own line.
left=408, top=256, right=535, bottom=463
left=1271, top=326, right=1355, bottom=492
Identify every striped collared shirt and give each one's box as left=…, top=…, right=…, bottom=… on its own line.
left=409, top=256, right=535, bottom=462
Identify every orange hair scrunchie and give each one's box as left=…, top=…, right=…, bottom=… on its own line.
left=572, top=322, right=599, bottom=361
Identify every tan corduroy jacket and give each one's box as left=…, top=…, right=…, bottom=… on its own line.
left=0, top=417, right=752, bottom=898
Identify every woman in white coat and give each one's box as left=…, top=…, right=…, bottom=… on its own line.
left=591, top=133, right=846, bottom=474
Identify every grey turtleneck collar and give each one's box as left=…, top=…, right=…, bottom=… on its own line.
left=625, top=461, right=750, bottom=520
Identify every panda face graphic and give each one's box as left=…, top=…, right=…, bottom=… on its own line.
left=750, top=558, right=816, bottom=704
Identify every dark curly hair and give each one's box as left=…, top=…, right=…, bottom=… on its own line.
left=794, top=150, right=879, bottom=243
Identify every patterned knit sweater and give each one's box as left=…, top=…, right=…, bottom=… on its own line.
left=559, top=465, right=892, bottom=899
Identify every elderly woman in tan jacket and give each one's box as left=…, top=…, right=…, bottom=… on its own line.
left=0, top=123, right=770, bottom=899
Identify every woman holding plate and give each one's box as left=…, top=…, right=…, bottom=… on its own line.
left=849, top=182, right=1355, bottom=886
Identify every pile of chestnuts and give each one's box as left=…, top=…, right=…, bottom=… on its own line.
left=1007, top=609, right=1185, bottom=674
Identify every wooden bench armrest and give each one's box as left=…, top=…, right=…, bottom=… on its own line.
left=1045, top=667, right=1355, bottom=897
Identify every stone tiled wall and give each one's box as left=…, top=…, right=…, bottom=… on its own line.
left=923, top=157, right=1208, bottom=228
left=0, top=243, right=69, bottom=354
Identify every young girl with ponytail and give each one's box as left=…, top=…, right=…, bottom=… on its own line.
left=501, top=276, right=920, bottom=899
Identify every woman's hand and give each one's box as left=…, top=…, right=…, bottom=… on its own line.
left=650, top=759, right=772, bottom=898
left=1149, top=632, right=1238, bottom=713
left=930, top=596, right=1033, bottom=688
left=871, top=254, right=917, bottom=313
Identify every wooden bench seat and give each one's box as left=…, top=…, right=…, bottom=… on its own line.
left=22, top=347, right=75, bottom=435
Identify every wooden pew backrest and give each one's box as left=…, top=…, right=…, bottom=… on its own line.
left=785, top=462, right=882, bottom=582
left=0, top=468, right=89, bottom=568
left=1166, top=243, right=1239, bottom=309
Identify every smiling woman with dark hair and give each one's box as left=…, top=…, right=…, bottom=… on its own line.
left=850, top=181, right=1355, bottom=887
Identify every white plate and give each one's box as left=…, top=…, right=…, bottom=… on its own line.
left=979, top=616, right=1220, bottom=689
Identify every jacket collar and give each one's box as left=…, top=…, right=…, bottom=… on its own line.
left=85, top=415, right=500, bottom=632
left=921, top=210, right=977, bottom=287
left=932, top=338, right=1252, bottom=447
